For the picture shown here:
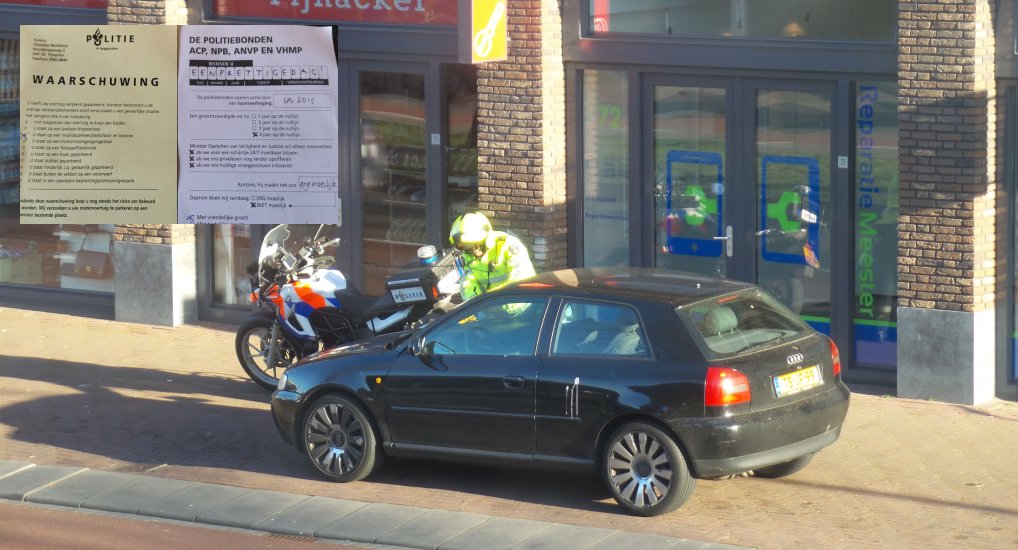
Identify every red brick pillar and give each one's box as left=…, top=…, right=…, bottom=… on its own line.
left=107, top=1, right=196, bottom=326
left=896, top=0, right=997, bottom=403
left=476, top=0, right=567, bottom=271
left=107, top=0, right=188, bottom=25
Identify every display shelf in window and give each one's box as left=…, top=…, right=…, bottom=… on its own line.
left=54, top=225, right=115, bottom=293
left=0, top=99, right=20, bottom=205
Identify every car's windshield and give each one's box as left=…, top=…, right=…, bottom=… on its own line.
left=677, top=288, right=812, bottom=358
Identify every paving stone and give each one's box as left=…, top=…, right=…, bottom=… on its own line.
left=254, top=496, right=368, bottom=537
left=440, top=517, right=551, bottom=550
left=137, top=483, right=250, bottom=522
left=673, top=541, right=749, bottom=550
left=196, top=489, right=310, bottom=529
left=0, top=465, right=86, bottom=501
left=508, top=523, right=616, bottom=550
left=0, top=461, right=34, bottom=480
left=378, top=509, right=488, bottom=550
left=27, top=470, right=134, bottom=508
left=587, top=532, right=686, bottom=550
left=83, top=475, right=195, bottom=514
left=315, top=502, right=426, bottom=543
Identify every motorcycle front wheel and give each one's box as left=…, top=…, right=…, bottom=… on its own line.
left=235, top=313, right=304, bottom=390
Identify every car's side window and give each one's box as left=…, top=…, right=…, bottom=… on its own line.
left=552, top=301, right=648, bottom=357
left=427, top=296, right=548, bottom=356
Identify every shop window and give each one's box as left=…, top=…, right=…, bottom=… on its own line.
left=212, top=225, right=253, bottom=305
left=854, top=81, right=897, bottom=368
left=589, top=0, right=896, bottom=42
left=445, top=64, right=479, bottom=237
left=582, top=70, right=629, bottom=266
left=2, top=39, right=117, bottom=292
left=360, top=71, right=428, bottom=295
left=1, top=38, right=18, bottom=212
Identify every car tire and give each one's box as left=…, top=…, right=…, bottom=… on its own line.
left=235, top=314, right=302, bottom=391
left=602, top=422, right=695, bottom=516
left=753, top=453, right=815, bottom=478
left=302, top=394, right=382, bottom=482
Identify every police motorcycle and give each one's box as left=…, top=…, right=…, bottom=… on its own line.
left=235, top=224, right=462, bottom=390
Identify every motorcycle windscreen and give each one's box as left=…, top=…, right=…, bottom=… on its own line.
left=259, top=224, right=293, bottom=266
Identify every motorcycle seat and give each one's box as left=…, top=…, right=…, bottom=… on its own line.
left=333, top=287, right=397, bottom=321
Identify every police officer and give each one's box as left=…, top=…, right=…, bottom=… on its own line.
left=449, top=211, right=535, bottom=301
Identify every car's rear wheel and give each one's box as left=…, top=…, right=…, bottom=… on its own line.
left=753, top=453, right=815, bottom=478
left=602, top=422, right=695, bottom=516
left=302, top=394, right=381, bottom=482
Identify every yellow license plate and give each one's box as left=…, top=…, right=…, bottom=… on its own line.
left=773, top=365, right=822, bottom=397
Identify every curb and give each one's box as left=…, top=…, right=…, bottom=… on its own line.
left=0, top=461, right=750, bottom=550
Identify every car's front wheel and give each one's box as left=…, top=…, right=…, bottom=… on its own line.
left=753, top=453, right=815, bottom=478
left=602, top=422, right=695, bottom=516
left=302, top=394, right=381, bottom=482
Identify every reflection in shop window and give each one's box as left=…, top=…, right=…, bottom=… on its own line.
left=212, top=225, right=252, bottom=305
left=582, top=70, right=629, bottom=266
left=1, top=40, right=116, bottom=292
left=360, top=71, right=427, bottom=295
left=854, top=82, right=898, bottom=368
left=588, top=0, right=896, bottom=41
left=445, top=65, right=479, bottom=236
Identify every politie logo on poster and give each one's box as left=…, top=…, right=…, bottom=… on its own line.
left=85, top=28, right=137, bottom=51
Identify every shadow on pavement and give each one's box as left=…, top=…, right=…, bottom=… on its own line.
left=0, top=355, right=620, bottom=513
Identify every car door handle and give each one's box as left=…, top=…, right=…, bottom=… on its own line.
left=502, top=375, right=525, bottom=390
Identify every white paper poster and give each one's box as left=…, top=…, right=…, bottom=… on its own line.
left=177, top=25, right=340, bottom=224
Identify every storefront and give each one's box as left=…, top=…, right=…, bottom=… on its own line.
left=563, top=0, right=899, bottom=383
left=194, top=0, right=479, bottom=323
left=2, top=0, right=1017, bottom=401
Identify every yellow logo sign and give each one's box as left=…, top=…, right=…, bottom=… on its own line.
left=471, top=0, right=507, bottom=63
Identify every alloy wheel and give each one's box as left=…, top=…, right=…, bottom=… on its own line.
left=607, top=430, right=674, bottom=508
left=305, top=401, right=367, bottom=477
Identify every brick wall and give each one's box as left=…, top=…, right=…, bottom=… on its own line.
left=477, top=0, right=567, bottom=270
left=108, top=0, right=188, bottom=25
left=897, top=0, right=996, bottom=312
left=108, top=1, right=188, bottom=244
left=114, top=224, right=195, bottom=245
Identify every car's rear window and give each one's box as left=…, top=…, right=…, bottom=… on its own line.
left=677, top=288, right=813, bottom=358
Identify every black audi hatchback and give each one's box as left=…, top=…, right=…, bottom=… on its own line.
left=271, top=268, right=850, bottom=516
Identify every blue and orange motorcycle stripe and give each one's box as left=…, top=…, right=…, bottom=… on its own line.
left=293, top=282, right=327, bottom=309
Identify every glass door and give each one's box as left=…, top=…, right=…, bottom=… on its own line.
left=359, top=70, right=428, bottom=295
left=645, top=77, right=834, bottom=333
left=753, top=85, right=833, bottom=331
left=649, top=78, right=732, bottom=278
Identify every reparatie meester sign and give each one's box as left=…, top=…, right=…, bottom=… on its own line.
left=213, top=0, right=457, bottom=26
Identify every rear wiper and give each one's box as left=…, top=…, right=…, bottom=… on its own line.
left=732, top=340, right=779, bottom=355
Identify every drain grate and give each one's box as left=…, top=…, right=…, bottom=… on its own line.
left=266, top=533, right=317, bottom=543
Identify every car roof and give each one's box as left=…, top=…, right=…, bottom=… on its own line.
left=501, top=267, right=754, bottom=306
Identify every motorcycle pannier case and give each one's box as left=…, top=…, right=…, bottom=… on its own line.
left=384, top=257, right=456, bottom=305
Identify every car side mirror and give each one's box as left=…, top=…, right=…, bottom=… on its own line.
left=408, top=336, right=425, bottom=356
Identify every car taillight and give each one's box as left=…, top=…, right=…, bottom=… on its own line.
left=830, top=338, right=841, bottom=377
left=705, top=366, right=751, bottom=406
